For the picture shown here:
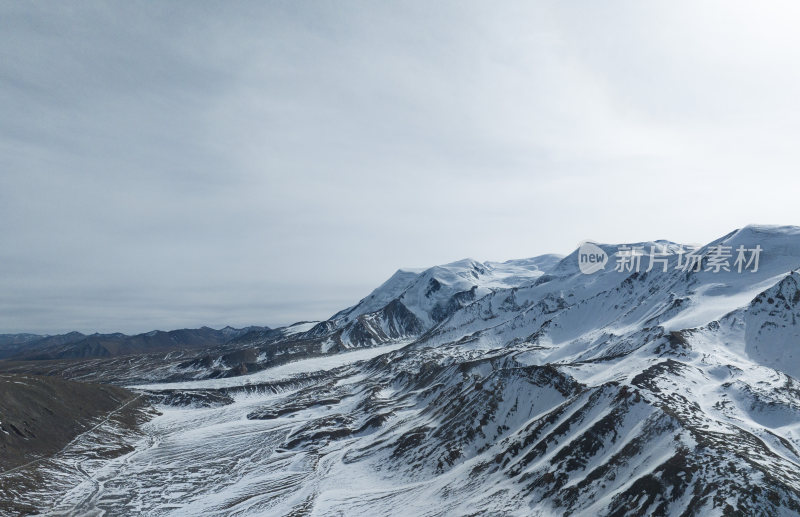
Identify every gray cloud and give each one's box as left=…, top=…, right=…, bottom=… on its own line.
left=3, top=1, right=800, bottom=333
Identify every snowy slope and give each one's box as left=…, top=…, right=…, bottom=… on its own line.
left=13, top=225, right=800, bottom=516
left=327, top=255, right=563, bottom=346
left=743, top=272, right=800, bottom=378
left=220, top=254, right=563, bottom=362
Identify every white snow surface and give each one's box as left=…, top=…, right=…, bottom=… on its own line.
left=333, top=254, right=562, bottom=329
left=132, top=342, right=409, bottom=391
left=21, top=225, right=800, bottom=516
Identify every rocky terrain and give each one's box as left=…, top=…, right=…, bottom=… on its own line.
left=2, top=225, right=800, bottom=516
left=0, top=374, right=151, bottom=515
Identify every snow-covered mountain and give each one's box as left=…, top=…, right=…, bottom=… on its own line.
left=5, top=225, right=800, bottom=516
left=207, top=255, right=562, bottom=368
left=325, top=255, right=563, bottom=348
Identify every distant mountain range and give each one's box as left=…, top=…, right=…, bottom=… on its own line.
left=0, top=326, right=269, bottom=361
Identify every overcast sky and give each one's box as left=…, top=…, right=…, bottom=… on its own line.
left=3, top=1, right=800, bottom=334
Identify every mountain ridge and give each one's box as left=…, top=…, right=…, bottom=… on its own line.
left=0, top=325, right=270, bottom=361
left=5, top=225, right=800, bottom=515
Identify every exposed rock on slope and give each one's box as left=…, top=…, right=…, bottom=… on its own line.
left=0, top=374, right=142, bottom=471
left=6, top=225, right=800, bottom=516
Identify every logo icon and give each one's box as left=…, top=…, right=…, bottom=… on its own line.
left=578, top=241, right=607, bottom=274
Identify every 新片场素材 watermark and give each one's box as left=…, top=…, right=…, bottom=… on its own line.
left=577, top=242, right=762, bottom=275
